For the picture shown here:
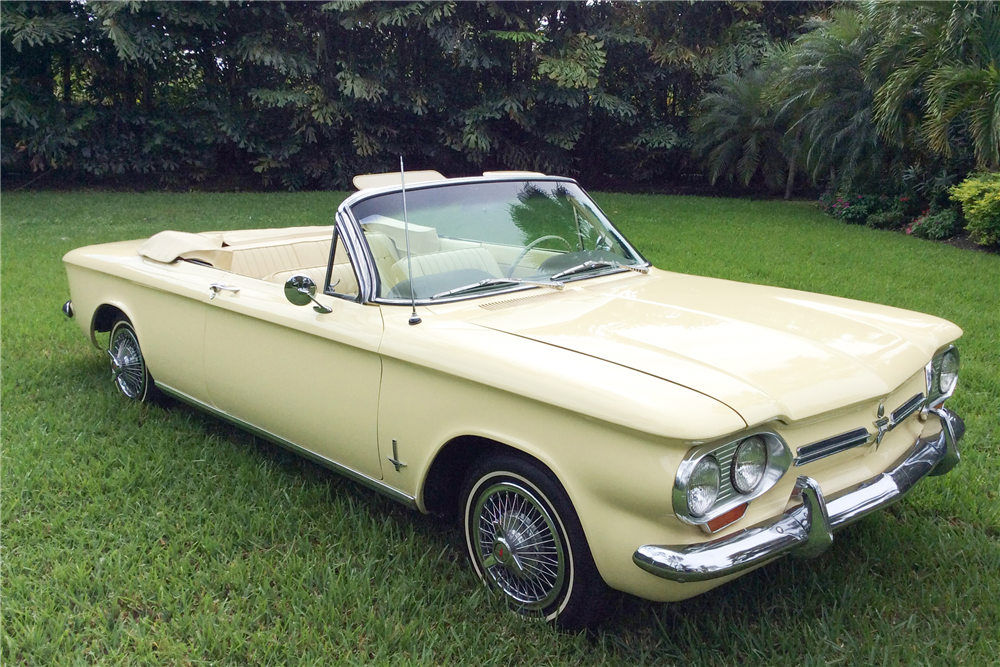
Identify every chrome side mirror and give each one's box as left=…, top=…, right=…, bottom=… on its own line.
left=284, top=275, right=332, bottom=313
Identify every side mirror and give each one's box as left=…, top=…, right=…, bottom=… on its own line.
left=284, top=275, right=332, bottom=313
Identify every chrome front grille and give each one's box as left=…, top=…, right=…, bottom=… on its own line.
left=795, top=428, right=870, bottom=466
left=711, top=439, right=742, bottom=507
left=891, top=393, right=925, bottom=426
left=794, top=393, right=925, bottom=467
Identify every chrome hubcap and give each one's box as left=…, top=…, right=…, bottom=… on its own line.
left=109, top=327, right=145, bottom=399
left=474, top=480, right=565, bottom=610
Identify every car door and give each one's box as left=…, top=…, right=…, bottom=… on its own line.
left=201, top=231, right=384, bottom=480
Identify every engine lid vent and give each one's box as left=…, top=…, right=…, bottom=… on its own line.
left=479, top=290, right=571, bottom=311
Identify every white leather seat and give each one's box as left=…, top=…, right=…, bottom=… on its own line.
left=231, top=239, right=331, bottom=280
left=388, top=247, right=502, bottom=286
left=270, top=264, right=360, bottom=296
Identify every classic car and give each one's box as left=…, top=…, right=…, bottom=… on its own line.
left=62, top=170, right=965, bottom=630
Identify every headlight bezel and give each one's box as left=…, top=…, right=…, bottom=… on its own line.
left=925, top=344, right=960, bottom=409
left=673, top=430, right=792, bottom=529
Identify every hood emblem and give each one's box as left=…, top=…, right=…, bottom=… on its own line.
left=873, top=401, right=890, bottom=446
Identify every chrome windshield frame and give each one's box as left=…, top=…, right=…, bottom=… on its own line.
left=335, top=175, right=650, bottom=306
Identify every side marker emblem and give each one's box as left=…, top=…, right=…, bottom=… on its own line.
left=388, top=439, right=407, bottom=472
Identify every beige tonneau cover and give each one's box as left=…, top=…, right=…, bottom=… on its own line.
left=136, top=226, right=334, bottom=265
left=352, top=170, right=447, bottom=190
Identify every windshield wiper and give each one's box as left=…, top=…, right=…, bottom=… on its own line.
left=430, top=277, right=564, bottom=300
left=549, top=260, right=650, bottom=281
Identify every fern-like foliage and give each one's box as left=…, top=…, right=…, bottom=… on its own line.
left=867, top=1, right=1000, bottom=169
left=692, top=69, right=787, bottom=191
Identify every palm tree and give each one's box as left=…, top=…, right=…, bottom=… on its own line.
left=771, top=8, right=892, bottom=190
left=692, top=69, right=789, bottom=194
left=867, top=1, right=1000, bottom=170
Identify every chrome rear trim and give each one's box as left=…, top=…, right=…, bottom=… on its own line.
left=156, top=383, right=417, bottom=509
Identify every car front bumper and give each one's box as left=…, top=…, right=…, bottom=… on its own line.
left=634, top=408, right=965, bottom=583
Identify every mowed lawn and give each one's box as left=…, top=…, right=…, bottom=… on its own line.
left=2, top=190, right=998, bottom=665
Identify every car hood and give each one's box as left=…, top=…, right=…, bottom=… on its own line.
left=447, top=270, right=961, bottom=425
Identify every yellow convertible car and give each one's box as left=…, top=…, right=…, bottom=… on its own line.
left=62, top=171, right=965, bottom=629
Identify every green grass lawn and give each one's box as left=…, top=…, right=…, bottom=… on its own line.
left=3, top=190, right=998, bottom=665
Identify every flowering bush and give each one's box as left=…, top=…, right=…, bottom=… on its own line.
left=820, top=192, right=908, bottom=229
left=906, top=209, right=960, bottom=240
left=950, top=173, right=1000, bottom=247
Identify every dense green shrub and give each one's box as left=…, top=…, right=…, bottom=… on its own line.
left=907, top=209, right=960, bottom=240
left=866, top=206, right=905, bottom=230
left=820, top=192, right=910, bottom=229
left=950, top=172, right=1000, bottom=246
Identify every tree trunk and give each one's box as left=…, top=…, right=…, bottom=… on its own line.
left=784, top=153, right=797, bottom=200
left=62, top=52, right=72, bottom=108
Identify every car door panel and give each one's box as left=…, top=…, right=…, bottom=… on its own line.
left=203, top=280, right=384, bottom=479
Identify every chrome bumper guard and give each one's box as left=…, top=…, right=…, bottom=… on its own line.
left=634, top=408, right=965, bottom=583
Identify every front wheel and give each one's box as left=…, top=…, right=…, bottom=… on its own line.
left=461, top=454, right=608, bottom=630
left=108, top=317, right=154, bottom=402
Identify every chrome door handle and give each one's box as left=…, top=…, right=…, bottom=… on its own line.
left=208, top=283, right=241, bottom=299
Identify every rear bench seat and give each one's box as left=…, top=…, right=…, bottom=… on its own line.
left=230, top=233, right=399, bottom=294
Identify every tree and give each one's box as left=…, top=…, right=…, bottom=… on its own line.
left=867, top=1, right=1000, bottom=170
left=771, top=8, right=894, bottom=190
left=692, top=69, right=788, bottom=194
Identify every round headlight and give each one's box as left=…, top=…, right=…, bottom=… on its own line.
left=732, top=436, right=768, bottom=494
left=939, top=348, right=959, bottom=394
left=687, top=456, right=721, bottom=518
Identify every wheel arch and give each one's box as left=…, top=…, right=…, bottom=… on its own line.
left=89, top=302, right=131, bottom=347
left=420, top=435, right=568, bottom=519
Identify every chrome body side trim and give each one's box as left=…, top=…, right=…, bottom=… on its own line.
left=635, top=408, right=964, bottom=583
left=156, top=383, right=417, bottom=509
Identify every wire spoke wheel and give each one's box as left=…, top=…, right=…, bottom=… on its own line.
left=108, top=320, right=148, bottom=400
left=468, top=475, right=568, bottom=614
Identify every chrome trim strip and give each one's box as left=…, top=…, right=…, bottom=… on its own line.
left=795, top=427, right=870, bottom=466
left=891, top=393, right=925, bottom=427
left=156, top=383, right=417, bottom=509
left=336, top=210, right=379, bottom=303
left=634, top=409, right=964, bottom=583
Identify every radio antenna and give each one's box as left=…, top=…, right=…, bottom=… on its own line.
left=400, top=156, right=421, bottom=325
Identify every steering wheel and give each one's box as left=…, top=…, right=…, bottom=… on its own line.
left=506, top=235, right=574, bottom=278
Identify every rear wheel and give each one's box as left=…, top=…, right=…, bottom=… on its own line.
left=108, top=317, right=153, bottom=402
left=461, top=454, right=609, bottom=630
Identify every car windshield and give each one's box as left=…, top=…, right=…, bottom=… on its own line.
left=348, top=179, right=644, bottom=300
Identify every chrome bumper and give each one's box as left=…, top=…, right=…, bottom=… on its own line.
left=634, top=408, right=965, bottom=583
